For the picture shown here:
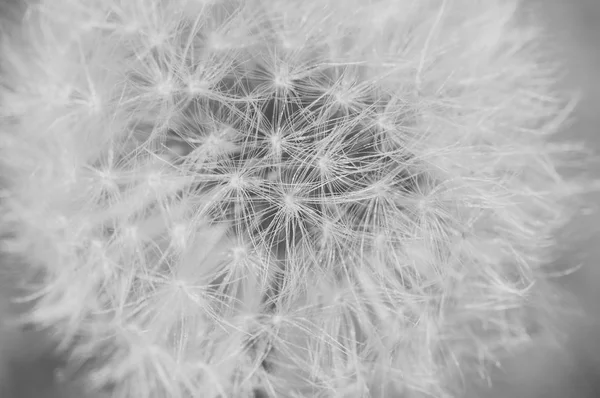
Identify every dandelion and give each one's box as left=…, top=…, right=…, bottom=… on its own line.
left=0, top=0, right=592, bottom=397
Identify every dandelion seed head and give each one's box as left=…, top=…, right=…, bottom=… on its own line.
left=96, top=168, right=116, bottom=188
left=171, top=223, right=189, bottom=248
left=188, top=79, right=211, bottom=95
left=228, top=172, right=246, bottom=189
left=269, top=133, right=282, bottom=153
left=316, top=153, right=331, bottom=173
left=273, top=65, right=293, bottom=90
left=282, top=192, right=299, bottom=212
left=0, top=0, right=587, bottom=397
left=146, top=170, right=164, bottom=188
left=204, top=132, right=223, bottom=149
left=154, top=78, right=176, bottom=97
left=229, top=245, right=248, bottom=263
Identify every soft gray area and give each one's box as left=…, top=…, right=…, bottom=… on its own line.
left=474, top=1, right=600, bottom=397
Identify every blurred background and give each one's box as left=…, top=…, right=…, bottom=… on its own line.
left=473, top=0, right=600, bottom=397
left=2, top=0, right=600, bottom=397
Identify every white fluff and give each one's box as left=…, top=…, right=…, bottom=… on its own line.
left=0, top=0, right=589, bottom=397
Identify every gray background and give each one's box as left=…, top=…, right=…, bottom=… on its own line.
left=475, top=1, right=600, bottom=397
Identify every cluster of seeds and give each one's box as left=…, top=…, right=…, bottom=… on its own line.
left=0, top=0, right=583, bottom=397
